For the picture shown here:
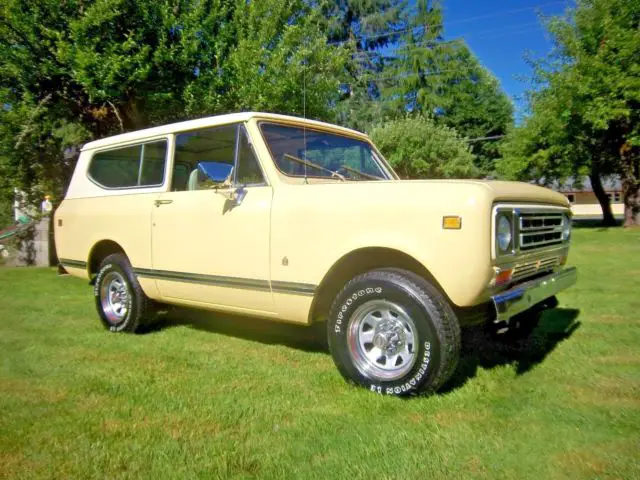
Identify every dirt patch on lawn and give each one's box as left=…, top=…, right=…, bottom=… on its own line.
left=554, top=440, right=639, bottom=479
left=0, top=378, right=67, bottom=404
left=565, top=379, right=640, bottom=408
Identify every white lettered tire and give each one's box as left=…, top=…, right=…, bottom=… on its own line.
left=327, top=269, right=460, bottom=396
left=94, top=253, right=152, bottom=333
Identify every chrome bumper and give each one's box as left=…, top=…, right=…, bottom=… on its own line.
left=492, top=267, right=577, bottom=321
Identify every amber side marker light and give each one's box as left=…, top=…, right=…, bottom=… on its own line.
left=442, top=216, right=462, bottom=230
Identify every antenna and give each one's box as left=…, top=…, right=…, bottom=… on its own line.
left=303, top=34, right=308, bottom=184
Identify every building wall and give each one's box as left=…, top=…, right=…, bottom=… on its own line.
left=564, top=191, right=624, bottom=218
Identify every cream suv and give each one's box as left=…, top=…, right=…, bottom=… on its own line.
left=55, top=112, right=577, bottom=396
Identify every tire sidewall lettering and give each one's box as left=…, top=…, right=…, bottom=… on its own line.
left=333, top=286, right=384, bottom=335
left=368, top=340, right=432, bottom=395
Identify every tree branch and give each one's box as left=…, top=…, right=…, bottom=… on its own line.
left=107, top=101, right=124, bottom=132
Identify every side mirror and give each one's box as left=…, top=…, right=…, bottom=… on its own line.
left=196, top=161, right=245, bottom=206
left=197, top=161, right=234, bottom=186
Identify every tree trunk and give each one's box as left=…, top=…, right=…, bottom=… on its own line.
left=589, top=169, right=617, bottom=227
left=621, top=146, right=640, bottom=227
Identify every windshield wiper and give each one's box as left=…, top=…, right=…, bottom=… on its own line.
left=283, top=154, right=345, bottom=181
left=339, top=165, right=383, bottom=180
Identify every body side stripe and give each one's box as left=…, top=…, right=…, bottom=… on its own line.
left=59, top=258, right=88, bottom=268
left=132, top=268, right=316, bottom=296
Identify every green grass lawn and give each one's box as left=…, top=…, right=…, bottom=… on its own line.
left=1, top=228, right=639, bottom=479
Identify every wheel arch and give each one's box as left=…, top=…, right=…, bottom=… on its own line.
left=309, top=247, right=449, bottom=323
left=88, top=239, right=127, bottom=278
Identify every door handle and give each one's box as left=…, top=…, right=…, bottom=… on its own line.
left=154, top=199, right=173, bottom=207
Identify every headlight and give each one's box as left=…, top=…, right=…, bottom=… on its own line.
left=562, top=213, right=571, bottom=241
left=497, top=215, right=512, bottom=253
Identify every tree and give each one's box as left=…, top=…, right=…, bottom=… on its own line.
left=339, top=0, right=512, bottom=175
left=317, top=0, right=410, bottom=130
left=370, top=115, right=477, bottom=178
left=385, top=0, right=512, bottom=175
left=498, top=0, right=640, bottom=226
left=0, top=0, right=346, bottom=211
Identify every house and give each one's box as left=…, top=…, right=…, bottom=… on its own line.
left=552, top=177, right=624, bottom=219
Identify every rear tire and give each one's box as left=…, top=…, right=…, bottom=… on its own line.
left=94, top=253, right=153, bottom=333
left=327, top=268, right=460, bottom=396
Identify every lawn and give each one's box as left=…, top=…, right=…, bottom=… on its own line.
left=1, top=228, right=639, bottom=479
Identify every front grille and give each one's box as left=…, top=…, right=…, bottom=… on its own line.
left=511, top=256, right=560, bottom=282
left=519, top=212, right=563, bottom=250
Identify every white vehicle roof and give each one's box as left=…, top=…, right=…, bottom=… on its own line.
left=82, top=112, right=368, bottom=151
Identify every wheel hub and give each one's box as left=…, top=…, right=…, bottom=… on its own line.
left=372, top=320, right=406, bottom=355
left=100, top=271, right=129, bottom=324
left=346, top=299, right=418, bottom=381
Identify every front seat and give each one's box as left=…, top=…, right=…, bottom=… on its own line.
left=187, top=168, right=201, bottom=191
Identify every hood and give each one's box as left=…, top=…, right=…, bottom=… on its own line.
left=392, top=179, right=570, bottom=208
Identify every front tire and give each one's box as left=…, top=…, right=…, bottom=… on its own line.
left=94, top=253, right=152, bottom=333
left=327, top=269, right=460, bottom=396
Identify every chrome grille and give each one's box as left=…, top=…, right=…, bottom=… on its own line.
left=519, top=212, right=563, bottom=250
left=512, top=256, right=561, bottom=282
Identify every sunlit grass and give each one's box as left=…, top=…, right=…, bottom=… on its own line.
left=1, top=227, right=638, bottom=478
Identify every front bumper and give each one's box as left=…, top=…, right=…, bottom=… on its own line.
left=491, top=266, right=577, bottom=321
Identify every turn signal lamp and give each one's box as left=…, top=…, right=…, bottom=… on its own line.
left=494, top=268, right=513, bottom=287
left=442, top=216, right=462, bottom=230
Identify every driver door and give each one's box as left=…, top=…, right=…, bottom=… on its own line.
left=150, top=124, right=274, bottom=313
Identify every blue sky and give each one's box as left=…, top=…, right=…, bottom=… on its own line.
left=442, top=0, right=568, bottom=117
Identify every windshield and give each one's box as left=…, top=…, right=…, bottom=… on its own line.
left=259, top=123, right=390, bottom=181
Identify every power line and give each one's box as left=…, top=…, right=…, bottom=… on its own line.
left=328, top=0, right=566, bottom=46
left=349, top=21, right=543, bottom=59
left=339, top=67, right=483, bottom=87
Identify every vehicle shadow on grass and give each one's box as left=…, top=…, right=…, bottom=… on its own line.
left=150, top=308, right=330, bottom=354
left=441, top=307, right=581, bottom=393
left=148, top=306, right=580, bottom=393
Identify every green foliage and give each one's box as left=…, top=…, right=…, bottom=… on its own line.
left=337, top=0, right=513, bottom=175
left=0, top=0, right=347, bottom=206
left=319, top=0, right=409, bottom=131
left=0, top=193, right=12, bottom=229
left=498, top=0, right=640, bottom=225
left=0, top=0, right=514, bottom=202
left=370, top=115, right=477, bottom=178
left=386, top=1, right=512, bottom=175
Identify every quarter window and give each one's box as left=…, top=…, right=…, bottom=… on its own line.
left=236, top=128, right=264, bottom=185
left=88, top=141, right=167, bottom=189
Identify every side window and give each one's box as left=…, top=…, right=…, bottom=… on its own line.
left=89, top=145, right=141, bottom=188
left=173, top=125, right=236, bottom=191
left=89, top=141, right=167, bottom=189
left=236, top=128, right=265, bottom=185
left=139, top=141, right=167, bottom=186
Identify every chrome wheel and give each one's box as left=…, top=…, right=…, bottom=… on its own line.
left=346, top=299, right=418, bottom=381
left=100, top=271, right=130, bottom=324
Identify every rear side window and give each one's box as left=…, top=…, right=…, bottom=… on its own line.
left=88, top=140, right=167, bottom=189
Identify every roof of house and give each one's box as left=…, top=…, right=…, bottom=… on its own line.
left=82, top=112, right=367, bottom=151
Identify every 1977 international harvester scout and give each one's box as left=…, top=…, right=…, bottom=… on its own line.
left=55, top=112, right=577, bottom=395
